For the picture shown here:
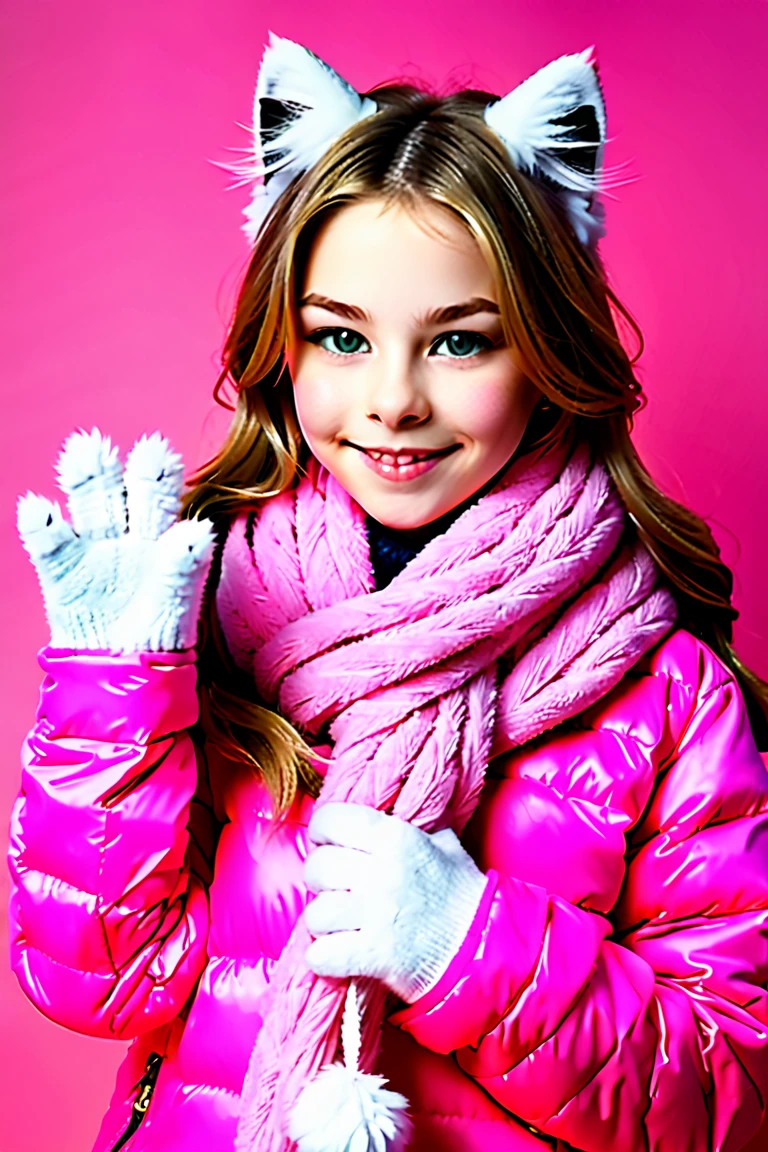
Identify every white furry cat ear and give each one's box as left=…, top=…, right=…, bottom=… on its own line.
left=484, top=48, right=622, bottom=249
left=238, top=32, right=377, bottom=242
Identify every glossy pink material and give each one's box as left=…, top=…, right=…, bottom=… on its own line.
left=8, top=630, right=768, bottom=1151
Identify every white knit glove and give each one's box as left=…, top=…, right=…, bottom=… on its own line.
left=17, top=427, right=216, bottom=652
left=303, top=802, right=488, bottom=1004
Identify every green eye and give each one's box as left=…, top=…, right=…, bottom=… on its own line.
left=310, top=328, right=370, bottom=356
left=433, top=332, right=491, bottom=358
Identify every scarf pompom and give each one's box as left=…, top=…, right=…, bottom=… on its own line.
left=289, top=1065, right=412, bottom=1152
left=289, top=981, right=412, bottom=1152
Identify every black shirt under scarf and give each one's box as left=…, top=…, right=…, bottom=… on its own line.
left=365, top=515, right=424, bottom=589
left=365, top=473, right=501, bottom=589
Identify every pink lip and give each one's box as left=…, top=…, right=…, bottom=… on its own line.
left=353, top=444, right=451, bottom=460
left=351, top=442, right=460, bottom=482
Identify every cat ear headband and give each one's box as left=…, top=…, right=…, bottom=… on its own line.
left=233, top=32, right=625, bottom=249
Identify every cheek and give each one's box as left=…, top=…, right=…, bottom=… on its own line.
left=292, top=370, right=345, bottom=439
left=454, top=375, right=533, bottom=442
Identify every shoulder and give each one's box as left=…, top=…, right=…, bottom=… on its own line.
left=494, top=628, right=731, bottom=777
left=577, top=627, right=768, bottom=841
left=490, top=628, right=768, bottom=830
left=633, top=626, right=735, bottom=696
left=572, top=626, right=748, bottom=758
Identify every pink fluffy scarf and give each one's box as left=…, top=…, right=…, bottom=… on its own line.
left=215, top=434, right=678, bottom=1151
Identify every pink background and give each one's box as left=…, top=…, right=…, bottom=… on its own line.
left=2, top=2, right=767, bottom=1149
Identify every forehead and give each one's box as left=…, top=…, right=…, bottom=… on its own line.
left=298, top=198, right=496, bottom=313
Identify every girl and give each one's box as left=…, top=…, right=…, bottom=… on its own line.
left=9, top=33, right=768, bottom=1152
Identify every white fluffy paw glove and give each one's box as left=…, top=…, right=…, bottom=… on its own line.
left=17, top=427, right=216, bottom=652
left=303, top=802, right=489, bottom=1004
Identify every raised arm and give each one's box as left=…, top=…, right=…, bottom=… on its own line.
left=8, top=646, right=215, bottom=1039
left=8, top=428, right=218, bottom=1040
left=391, top=641, right=768, bottom=1151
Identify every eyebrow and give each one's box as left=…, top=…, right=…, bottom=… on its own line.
left=298, top=293, right=501, bottom=326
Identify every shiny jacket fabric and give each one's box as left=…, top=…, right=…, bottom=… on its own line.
left=8, top=627, right=768, bottom=1152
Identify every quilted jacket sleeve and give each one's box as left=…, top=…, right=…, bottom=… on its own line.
left=7, top=646, right=214, bottom=1041
left=391, top=638, right=768, bottom=1152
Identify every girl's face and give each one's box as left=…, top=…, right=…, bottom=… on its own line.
left=287, top=197, right=540, bottom=530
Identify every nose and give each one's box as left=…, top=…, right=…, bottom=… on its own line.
left=365, top=350, right=431, bottom=429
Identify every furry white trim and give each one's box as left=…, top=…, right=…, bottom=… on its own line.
left=225, top=37, right=629, bottom=253
left=17, top=427, right=215, bottom=652
left=484, top=47, right=626, bottom=247
left=237, top=33, right=376, bottom=242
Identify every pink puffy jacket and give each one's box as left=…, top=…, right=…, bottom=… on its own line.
left=8, top=626, right=768, bottom=1152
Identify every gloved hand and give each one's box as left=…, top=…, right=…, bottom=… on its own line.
left=303, top=802, right=489, bottom=1004
left=17, top=427, right=216, bottom=652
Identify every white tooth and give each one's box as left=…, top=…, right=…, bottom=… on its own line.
left=380, top=454, right=396, bottom=465
left=381, top=464, right=393, bottom=473
left=398, top=455, right=416, bottom=465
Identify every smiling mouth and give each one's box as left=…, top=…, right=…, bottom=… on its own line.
left=344, top=441, right=461, bottom=465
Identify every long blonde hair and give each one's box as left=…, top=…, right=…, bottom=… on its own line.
left=182, top=81, right=768, bottom=812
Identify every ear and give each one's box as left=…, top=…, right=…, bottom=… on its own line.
left=484, top=48, right=615, bottom=248
left=242, top=32, right=377, bottom=242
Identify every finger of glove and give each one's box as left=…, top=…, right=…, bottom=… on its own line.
left=304, top=890, right=364, bottom=936
left=304, top=845, right=369, bottom=894
left=56, top=427, right=126, bottom=539
left=17, top=492, right=84, bottom=578
left=124, top=432, right=184, bottom=540
left=305, top=931, right=369, bottom=979
left=151, top=518, right=217, bottom=590
left=123, top=520, right=216, bottom=652
left=308, top=801, right=389, bottom=851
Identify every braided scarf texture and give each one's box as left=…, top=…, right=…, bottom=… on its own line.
left=215, top=435, right=678, bottom=1151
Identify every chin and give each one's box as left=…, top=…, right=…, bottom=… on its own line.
left=371, top=511, right=436, bottom=530
left=358, top=492, right=457, bottom=531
